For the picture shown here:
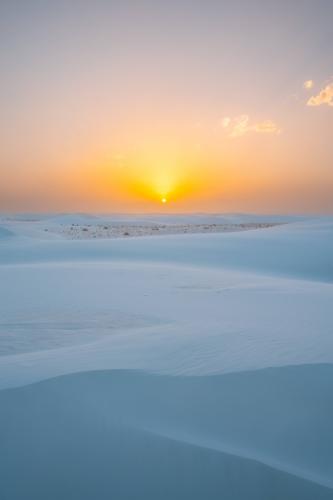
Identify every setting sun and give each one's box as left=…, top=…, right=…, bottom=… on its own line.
left=161, top=198, right=167, bottom=204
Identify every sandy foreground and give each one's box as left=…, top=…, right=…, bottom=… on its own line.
left=0, top=214, right=332, bottom=500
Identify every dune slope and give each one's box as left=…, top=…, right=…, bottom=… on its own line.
left=1, top=365, right=333, bottom=500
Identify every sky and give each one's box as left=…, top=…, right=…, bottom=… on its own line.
left=0, top=0, right=332, bottom=214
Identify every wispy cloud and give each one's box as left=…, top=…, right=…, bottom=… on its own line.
left=221, top=115, right=281, bottom=138
left=221, top=117, right=231, bottom=128
left=307, top=81, right=333, bottom=107
left=252, top=120, right=281, bottom=134
left=303, top=80, right=314, bottom=90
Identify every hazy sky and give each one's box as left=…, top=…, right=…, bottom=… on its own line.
left=1, top=0, right=332, bottom=213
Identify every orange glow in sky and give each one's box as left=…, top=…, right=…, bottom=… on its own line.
left=0, top=1, right=332, bottom=214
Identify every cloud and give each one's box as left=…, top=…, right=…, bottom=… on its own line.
left=303, top=80, right=314, bottom=90
left=252, top=120, right=281, bottom=134
left=221, top=117, right=231, bottom=128
left=228, top=115, right=251, bottom=137
left=307, top=81, right=333, bottom=107
left=222, top=115, right=281, bottom=138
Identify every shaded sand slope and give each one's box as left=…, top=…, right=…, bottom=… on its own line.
left=0, top=226, right=13, bottom=239
left=1, top=365, right=333, bottom=500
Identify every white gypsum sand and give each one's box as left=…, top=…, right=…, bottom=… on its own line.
left=0, top=214, right=332, bottom=500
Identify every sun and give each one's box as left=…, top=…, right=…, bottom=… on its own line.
left=161, top=197, right=167, bottom=204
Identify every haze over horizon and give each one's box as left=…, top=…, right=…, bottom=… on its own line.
left=1, top=0, right=332, bottom=214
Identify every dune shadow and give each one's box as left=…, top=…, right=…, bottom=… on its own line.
left=1, top=364, right=333, bottom=499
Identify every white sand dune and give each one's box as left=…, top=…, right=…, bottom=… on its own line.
left=1, top=366, right=333, bottom=499
left=0, top=226, right=14, bottom=239
left=0, top=215, right=332, bottom=499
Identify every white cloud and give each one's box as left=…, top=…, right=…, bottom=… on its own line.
left=221, top=117, right=231, bottom=128
left=307, top=81, right=333, bottom=107
left=252, top=120, right=281, bottom=134
left=228, top=115, right=250, bottom=137
left=303, top=80, right=314, bottom=90
left=222, top=115, right=281, bottom=138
